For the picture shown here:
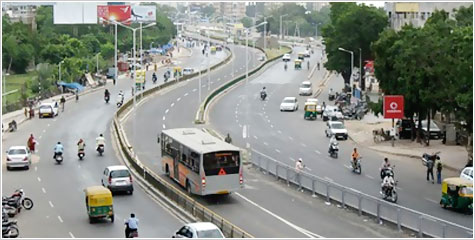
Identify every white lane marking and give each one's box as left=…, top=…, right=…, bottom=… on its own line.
left=235, top=193, right=323, bottom=238
left=344, top=164, right=352, bottom=169
left=425, top=198, right=439, bottom=204
left=365, top=174, right=375, bottom=180
left=396, top=186, right=403, bottom=191
left=242, top=125, right=247, bottom=139
left=267, top=119, right=271, bottom=123
left=43, top=129, right=46, bottom=133
left=235, top=111, right=238, bottom=114
left=263, top=142, right=269, bottom=146
left=289, top=136, right=294, bottom=140
left=34, top=166, right=37, bottom=172
left=184, top=92, right=189, bottom=97
left=275, top=149, right=281, bottom=153
left=78, top=165, right=81, bottom=168
left=53, top=119, right=57, bottom=122
left=39, top=136, right=42, bottom=139
left=305, top=166, right=312, bottom=171
left=301, top=143, right=307, bottom=147
left=49, top=201, right=54, bottom=208
left=177, top=97, right=181, bottom=102
left=290, top=157, right=296, bottom=162
left=69, top=232, right=75, bottom=238
left=171, top=102, right=175, bottom=107
left=47, top=124, right=50, bottom=127
left=270, top=125, right=274, bottom=128
left=42, top=188, right=46, bottom=194
left=165, top=109, right=169, bottom=114
left=217, top=78, right=221, bottom=81
left=37, top=177, right=41, bottom=182
left=163, top=116, right=166, bottom=121
left=239, top=124, right=242, bottom=128
left=162, top=124, right=166, bottom=129
left=325, top=177, right=334, bottom=182
left=253, top=135, right=258, bottom=139
left=58, top=215, right=64, bottom=223
left=314, top=150, right=321, bottom=154
left=277, top=130, right=282, bottom=134
left=192, top=88, right=197, bottom=92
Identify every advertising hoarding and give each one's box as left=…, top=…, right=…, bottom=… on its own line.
left=131, top=6, right=156, bottom=22
left=383, top=95, right=405, bottom=119
left=97, top=5, right=131, bottom=24
left=53, top=2, right=98, bottom=24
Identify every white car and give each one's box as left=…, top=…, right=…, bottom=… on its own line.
left=172, top=222, right=225, bottom=238
left=39, top=102, right=59, bottom=118
left=323, top=106, right=343, bottom=121
left=325, top=121, right=348, bottom=140
left=183, top=68, right=195, bottom=75
left=460, top=167, right=473, bottom=181
left=304, top=50, right=310, bottom=57
left=282, top=54, right=291, bottom=62
left=227, top=38, right=233, bottom=44
left=101, top=165, right=133, bottom=195
left=6, top=146, right=31, bottom=170
left=299, top=81, right=313, bottom=96
left=280, top=97, right=298, bottom=112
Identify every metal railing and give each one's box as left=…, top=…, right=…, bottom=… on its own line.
left=250, top=149, right=473, bottom=238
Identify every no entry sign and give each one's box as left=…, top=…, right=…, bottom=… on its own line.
left=383, top=95, right=404, bottom=119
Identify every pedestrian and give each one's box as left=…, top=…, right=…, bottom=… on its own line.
left=435, top=156, right=442, bottom=184
left=295, top=158, right=305, bottom=192
left=75, top=90, right=79, bottom=102
left=426, top=156, right=435, bottom=184
left=27, top=134, right=37, bottom=153
left=24, top=108, right=28, bottom=118
left=29, top=107, right=34, bottom=119
left=60, top=96, right=66, bottom=112
left=224, top=133, right=232, bottom=144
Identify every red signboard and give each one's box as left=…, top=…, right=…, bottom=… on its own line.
left=383, top=95, right=404, bottom=119
left=98, top=5, right=131, bottom=25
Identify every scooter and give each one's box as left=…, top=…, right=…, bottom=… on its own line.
left=55, top=152, right=63, bottom=164
left=260, top=92, right=267, bottom=101
left=381, top=184, right=398, bottom=203
left=2, top=219, right=19, bottom=238
left=350, top=157, right=362, bottom=174
left=328, top=142, right=339, bottom=158
left=97, top=144, right=105, bottom=156
left=116, top=95, right=124, bottom=108
left=105, top=95, right=110, bottom=104
left=78, top=149, right=85, bottom=160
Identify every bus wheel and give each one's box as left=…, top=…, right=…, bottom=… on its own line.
left=186, top=181, right=192, bottom=195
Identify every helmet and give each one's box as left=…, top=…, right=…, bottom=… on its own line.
left=263, top=87, right=266, bottom=90
left=57, top=142, right=61, bottom=144
left=99, top=134, right=103, bottom=137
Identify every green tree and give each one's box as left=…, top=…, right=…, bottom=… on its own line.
left=100, top=43, right=115, bottom=60
left=241, top=17, right=253, bottom=28
left=454, top=5, right=473, bottom=27
left=81, top=34, right=101, bottom=53
left=201, top=5, right=215, bottom=17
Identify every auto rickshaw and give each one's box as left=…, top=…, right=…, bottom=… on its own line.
left=173, top=66, right=183, bottom=77
left=85, top=186, right=114, bottom=223
left=440, top=177, right=473, bottom=213
left=135, top=69, right=145, bottom=91
left=294, top=59, right=302, bottom=70
left=210, top=46, right=217, bottom=54
left=298, top=53, right=305, bottom=60
left=304, top=102, right=317, bottom=120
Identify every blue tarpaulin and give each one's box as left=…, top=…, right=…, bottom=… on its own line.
left=58, top=81, right=85, bottom=92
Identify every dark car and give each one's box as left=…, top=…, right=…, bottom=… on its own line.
left=418, top=120, right=442, bottom=139
left=396, top=119, right=413, bottom=139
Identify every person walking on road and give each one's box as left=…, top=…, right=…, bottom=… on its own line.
left=224, top=133, right=232, bottom=144
left=60, top=96, right=66, bottom=112
left=435, top=156, right=442, bottom=184
left=426, top=156, right=435, bottom=184
left=295, top=158, right=305, bottom=192
left=27, top=134, right=37, bottom=153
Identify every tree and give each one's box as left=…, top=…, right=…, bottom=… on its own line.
left=322, top=3, right=387, bottom=89
left=100, top=43, right=115, bottom=60
left=201, top=5, right=215, bottom=17
left=81, top=34, right=101, bottom=53
left=241, top=17, right=253, bottom=28
left=454, top=5, right=473, bottom=27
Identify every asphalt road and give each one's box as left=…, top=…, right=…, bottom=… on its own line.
left=1, top=41, right=214, bottom=238
left=123, top=42, right=411, bottom=238
left=209, top=44, right=473, bottom=234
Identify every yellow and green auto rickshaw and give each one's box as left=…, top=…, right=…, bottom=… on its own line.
left=85, top=186, right=114, bottom=223
left=304, top=102, right=317, bottom=120
left=173, top=66, right=183, bottom=77
left=294, top=59, right=302, bottom=70
left=440, top=177, right=473, bottom=213
left=135, top=69, right=145, bottom=90
left=210, top=46, right=217, bottom=54
left=298, top=52, right=305, bottom=60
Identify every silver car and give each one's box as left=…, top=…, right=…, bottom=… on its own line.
left=173, top=222, right=225, bottom=238
left=6, top=146, right=31, bottom=170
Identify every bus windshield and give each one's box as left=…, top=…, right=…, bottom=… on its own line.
left=203, top=151, right=240, bottom=176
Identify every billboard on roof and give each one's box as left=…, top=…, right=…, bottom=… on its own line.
left=131, top=6, right=156, bottom=23
left=53, top=2, right=98, bottom=24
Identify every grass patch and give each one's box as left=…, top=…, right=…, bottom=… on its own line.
left=264, top=47, right=291, bottom=60
left=3, top=71, right=37, bottom=106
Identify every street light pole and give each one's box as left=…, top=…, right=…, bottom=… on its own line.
left=359, top=48, right=362, bottom=90
left=245, top=21, right=267, bottom=84
left=96, top=53, right=100, bottom=74
left=114, top=23, right=117, bottom=85
left=207, top=31, right=210, bottom=91
left=338, top=47, right=354, bottom=94
left=263, top=16, right=266, bottom=51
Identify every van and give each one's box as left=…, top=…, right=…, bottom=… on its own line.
left=101, top=165, right=133, bottom=195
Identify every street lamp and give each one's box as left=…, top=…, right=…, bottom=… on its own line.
left=358, top=48, right=362, bottom=90
left=246, top=21, right=267, bottom=84
left=280, top=14, right=288, bottom=40
left=338, top=47, right=354, bottom=94
left=96, top=53, right=100, bottom=74
left=110, top=19, right=156, bottom=157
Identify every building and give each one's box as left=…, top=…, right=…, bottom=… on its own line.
left=213, top=2, right=246, bottom=22
left=1, top=2, right=52, bottom=30
left=306, top=2, right=330, bottom=12
left=385, top=2, right=473, bottom=30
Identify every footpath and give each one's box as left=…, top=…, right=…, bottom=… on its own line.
left=1, top=46, right=191, bottom=137
left=345, top=113, right=469, bottom=172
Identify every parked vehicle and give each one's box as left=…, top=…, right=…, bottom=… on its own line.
left=417, top=120, right=442, bottom=139
left=2, top=219, right=19, bottom=238
left=460, top=167, right=473, bottom=182
left=396, top=119, right=413, bottom=139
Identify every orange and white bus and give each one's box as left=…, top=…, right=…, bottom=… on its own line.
left=160, top=128, right=243, bottom=195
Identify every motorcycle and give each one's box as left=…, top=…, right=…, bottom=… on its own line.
left=2, top=219, right=19, bottom=238
left=105, top=95, right=110, bottom=104
left=380, top=166, right=398, bottom=185
left=260, top=92, right=267, bottom=101
left=55, top=152, right=63, bottom=164
left=2, top=203, right=18, bottom=217
left=152, top=74, right=157, bottom=84
left=3, top=189, right=33, bottom=212
left=284, top=64, right=288, bottom=71
left=116, top=95, right=124, bottom=108
left=97, top=144, right=105, bottom=156
left=350, top=157, right=362, bottom=174
left=381, top=182, right=398, bottom=203
left=328, top=142, right=339, bottom=158
left=78, top=149, right=85, bottom=160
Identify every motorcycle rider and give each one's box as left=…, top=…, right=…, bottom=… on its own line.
left=381, top=173, right=395, bottom=196
left=152, top=72, right=157, bottom=83
left=284, top=63, right=287, bottom=71
left=125, top=213, right=139, bottom=238
left=117, top=90, right=125, bottom=105
left=53, top=142, right=64, bottom=159
left=77, top=139, right=85, bottom=156
left=380, top=157, right=392, bottom=179
left=104, top=89, right=110, bottom=101
left=328, top=135, right=338, bottom=155
left=307, top=61, right=310, bottom=70
left=317, top=62, right=320, bottom=70
left=260, top=87, right=267, bottom=100
left=351, top=148, right=360, bottom=168
left=96, top=134, right=106, bottom=152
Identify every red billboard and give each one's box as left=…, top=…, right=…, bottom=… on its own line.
left=383, top=95, right=404, bottom=119
left=98, top=5, right=131, bottom=25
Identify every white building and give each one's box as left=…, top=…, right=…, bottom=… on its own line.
left=385, top=2, right=473, bottom=30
